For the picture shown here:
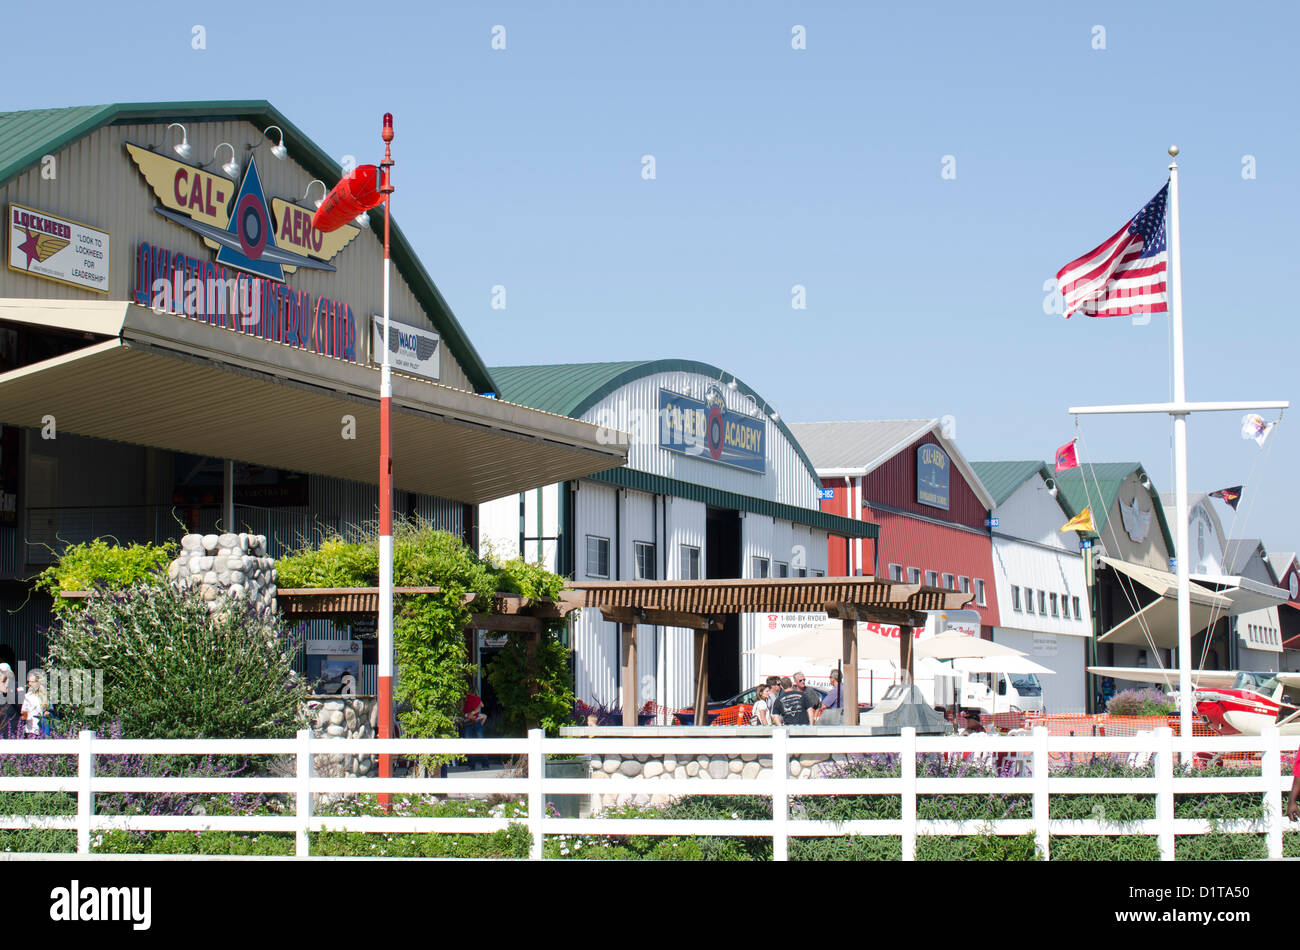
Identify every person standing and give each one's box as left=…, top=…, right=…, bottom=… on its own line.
left=751, top=684, right=773, bottom=726
left=773, top=676, right=811, bottom=726
left=0, top=662, right=17, bottom=736
left=794, top=672, right=824, bottom=724
left=461, top=691, right=489, bottom=769
left=819, top=669, right=843, bottom=726
left=766, top=675, right=784, bottom=725
left=21, top=670, right=46, bottom=737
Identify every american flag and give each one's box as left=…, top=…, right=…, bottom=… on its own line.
left=1056, top=183, right=1169, bottom=318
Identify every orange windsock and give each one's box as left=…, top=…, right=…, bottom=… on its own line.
left=313, top=165, right=383, bottom=233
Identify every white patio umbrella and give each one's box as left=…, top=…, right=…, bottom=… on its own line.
left=914, top=632, right=1027, bottom=661
left=950, top=655, right=1055, bottom=675
left=752, top=621, right=900, bottom=663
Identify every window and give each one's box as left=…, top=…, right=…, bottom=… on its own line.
left=795, top=567, right=807, bottom=578
left=1050, top=593, right=1059, bottom=617
left=959, top=576, right=971, bottom=594
left=925, top=570, right=939, bottom=587
left=679, top=545, right=701, bottom=580
left=752, top=557, right=770, bottom=578
left=811, top=569, right=824, bottom=577
left=775, top=561, right=789, bottom=577
left=908, top=567, right=921, bottom=584
left=586, top=536, right=610, bottom=579
left=1038, top=591, right=1047, bottom=615
left=1025, top=588, right=1034, bottom=614
left=942, top=573, right=955, bottom=590
left=1012, top=586, right=1021, bottom=611
left=1072, top=596, right=1081, bottom=620
left=634, top=541, right=657, bottom=580
left=975, top=579, right=986, bottom=606
left=889, top=563, right=903, bottom=581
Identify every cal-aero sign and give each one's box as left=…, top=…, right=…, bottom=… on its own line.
left=659, top=384, right=766, bottom=474
left=916, top=443, right=950, bottom=510
left=8, top=203, right=111, bottom=293
left=371, top=316, right=440, bottom=381
left=125, top=142, right=363, bottom=361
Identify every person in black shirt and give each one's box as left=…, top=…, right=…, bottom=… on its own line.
left=774, top=676, right=810, bottom=726
left=794, top=672, right=824, bottom=724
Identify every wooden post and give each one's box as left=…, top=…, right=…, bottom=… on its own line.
left=899, top=625, right=914, bottom=686
left=621, top=622, right=638, bottom=727
left=842, top=617, right=859, bottom=726
left=693, top=631, right=709, bottom=725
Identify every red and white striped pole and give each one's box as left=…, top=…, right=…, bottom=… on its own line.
left=377, top=113, right=395, bottom=800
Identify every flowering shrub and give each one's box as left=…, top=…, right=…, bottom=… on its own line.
left=44, top=582, right=310, bottom=739
left=1106, top=688, right=1177, bottom=717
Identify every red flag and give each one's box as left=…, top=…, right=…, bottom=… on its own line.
left=1054, top=440, right=1079, bottom=473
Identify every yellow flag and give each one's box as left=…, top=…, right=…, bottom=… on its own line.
left=1060, top=507, right=1095, bottom=533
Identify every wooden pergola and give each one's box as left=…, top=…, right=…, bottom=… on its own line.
left=563, top=577, right=974, bottom=726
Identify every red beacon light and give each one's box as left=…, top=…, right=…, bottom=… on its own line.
left=313, top=164, right=384, bottom=233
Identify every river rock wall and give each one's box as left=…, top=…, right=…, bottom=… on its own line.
left=168, top=532, right=277, bottom=614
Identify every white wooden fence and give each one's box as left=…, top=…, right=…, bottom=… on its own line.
left=1, top=726, right=1295, bottom=860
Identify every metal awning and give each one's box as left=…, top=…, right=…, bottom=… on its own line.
left=1098, top=596, right=1230, bottom=648
left=1096, top=556, right=1283, bottom=648
left=0, top=300, right=628, bottom=503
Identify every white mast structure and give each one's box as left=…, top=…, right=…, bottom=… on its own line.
left=1069, top=146, right=1288, bottom=744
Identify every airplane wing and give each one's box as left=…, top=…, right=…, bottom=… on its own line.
left=1276, top=672, right=1300, bottom=690
left=1087, top=666, right=1240, bottom=690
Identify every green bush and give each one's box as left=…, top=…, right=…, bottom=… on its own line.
left=1175, top=833, right=1266, bottom=860
left=35, top=539, right=174, bottom=615
left=1050, top=836, right=1160, bottom=861
left=915, top=833, right=1041, bottom=861
left=790, top=836, right=901, bottom=861
left=44, top=582, right=310, bottom=739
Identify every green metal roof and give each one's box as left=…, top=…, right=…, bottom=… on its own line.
left=0, top=101, right=496, bottom=395
left=1053, top=462, right=1175, bottom=552
left=591, top=467, right=878, bottom=539
left=490, top=359, right=822, bottom=484
left=971, top=460, right=1053, bottom=509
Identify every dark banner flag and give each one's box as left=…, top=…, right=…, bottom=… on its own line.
left=1209, top=486, right=1243, bottom=511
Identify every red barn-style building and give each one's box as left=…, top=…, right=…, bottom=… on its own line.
left=788, top=419, right=1001, bottom=635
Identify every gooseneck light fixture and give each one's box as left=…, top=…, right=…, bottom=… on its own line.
left=213, top=143, right=240, bottom=179
left=263, top=125, right=288, bottom=160
left=166, top=123, right=192, bottom=160
left=302, top=179, right=328, bottom=209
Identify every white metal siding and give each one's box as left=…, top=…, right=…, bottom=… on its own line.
left=0, top=120, right=475, bottom=392
left=991, top=628, right=1087, bottom=714
left=990, top=537, right=1091, bottom=638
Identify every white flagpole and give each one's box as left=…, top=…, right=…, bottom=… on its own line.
left=1071, top=147, right=1286, bottom=754
left=1167, top=146, right=1194, bottom=744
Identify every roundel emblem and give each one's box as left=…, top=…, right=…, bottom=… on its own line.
left=1290, top=571, right=1298, bottom=600
left=707, top=405, right=725, bottom=460
left=235, top=194, right=268, bottom=260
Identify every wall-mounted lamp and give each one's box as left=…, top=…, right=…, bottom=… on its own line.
left=1140, top=474, right=1152, bottom=490
left=213, top=143, right=240, bottom=179
left=302, top=180, right=328, bottom=209
left=769, top=410, right=780, bottom=422
left=726, top=377, right=738, bottom=392
left=1045, top=477, right=1058, bottom=497
left=262, top=126, right=288, bottom=160
left=354, top=211, right=371, bottom=228
left=166, top=123, right=192, bottom=160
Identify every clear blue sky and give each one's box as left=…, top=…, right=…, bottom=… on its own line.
left=8, top=0, right=1298, bottom=561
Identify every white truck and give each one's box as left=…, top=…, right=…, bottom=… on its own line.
left=756, top=608, right=1045, bottom=716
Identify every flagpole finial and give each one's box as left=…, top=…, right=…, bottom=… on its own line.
left=1168, top=145, right=1180, bottom=157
